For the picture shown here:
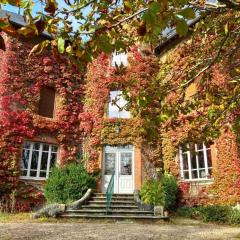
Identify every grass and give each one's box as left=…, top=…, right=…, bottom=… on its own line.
left=0, top=212, right=31, bottom=222
left=0, top=212, right=117, bottom=224
left=0, top=212, right=61, bottom=223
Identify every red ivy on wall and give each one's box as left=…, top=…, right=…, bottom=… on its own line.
left=0, top=34, right=84, bottom=210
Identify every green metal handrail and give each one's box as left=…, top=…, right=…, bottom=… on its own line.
left=106, top=170, right=115, bottom=214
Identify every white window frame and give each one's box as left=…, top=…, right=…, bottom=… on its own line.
left=107, top=90, right=130, bottom=119
left=20, top=141, right=58, bottom=180
left=179, top=142, right=213, bottom=181
left=111, top=52, right=128, bottom=67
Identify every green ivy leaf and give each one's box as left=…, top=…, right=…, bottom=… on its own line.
left=58, top=37, right=65, bottom=54
left=176, top=19, right=189, bottom=36
left=97, top=35, right=112, bottom=54
left=179, top=8, right=195, bottom=20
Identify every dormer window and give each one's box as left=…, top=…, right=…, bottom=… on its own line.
left=111, top=52, right=128, bottom=67
left=38, top=86, right=56, bottom=118
left=107, top=90, right=130, bottom=118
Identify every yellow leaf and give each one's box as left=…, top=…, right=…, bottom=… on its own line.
left=17, top=24, right=38, bottom=37
left=185, top=83, right=197, bottom=100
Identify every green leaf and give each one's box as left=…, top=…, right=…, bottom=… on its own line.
left=58, top=37, right=65, bottom=54
left=29, top=40, right=50, bottom=56
left=179, top=8, right=195, bottom=20
left=97, top=35, right=112, bottom=54
left=176, top=19, right=189, bottom=36
left=149, top=2, right=161, bottom=14
left=0, top=19, right=10, bottom=28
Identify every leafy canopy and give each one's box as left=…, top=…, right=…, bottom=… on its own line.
left=0, top=0, right=239, bottom=64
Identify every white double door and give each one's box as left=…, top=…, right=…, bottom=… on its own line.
left=102, top=145, right=134, bottom=194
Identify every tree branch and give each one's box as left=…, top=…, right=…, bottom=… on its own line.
left=180, top=32, right=230, bottom=88
left=111, top=7, right=148, bottom=28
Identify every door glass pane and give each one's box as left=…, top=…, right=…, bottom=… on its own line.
left=104, top=153, right=116, bottom=175
left=120, top=152, right=132, bottom=175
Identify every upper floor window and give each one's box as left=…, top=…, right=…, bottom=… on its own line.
left=38, top=86, right=56, bottom=118
left=21, top=141, right=58, bottom=180
left=111, top=52, right=128, bottom=67
left=179, top=142, right=213, bottom=181
left=107, top=90, right=130, bottom=118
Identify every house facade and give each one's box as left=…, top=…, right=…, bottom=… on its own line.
left=0, top=11, right=84, bottom=210
left=0, top=10, right=240, bottom=210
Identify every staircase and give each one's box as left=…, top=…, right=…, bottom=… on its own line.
left=59, top=193, right=168, bottom=221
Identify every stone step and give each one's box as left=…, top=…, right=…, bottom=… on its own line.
left=59, top=213, right=168, bottom=221
left=82, top=205, right=139, bottom=210
left=65, top=209, right=153, bottom=216
left=93, top=193, right=133, bottom=198
left=91, top=196, right=134, bottom=201
left=88, top=200, right=136, bottom=205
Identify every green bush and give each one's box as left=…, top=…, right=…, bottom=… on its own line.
left=176, top=206, right=204, bottom=219
left=161, top=173, right=178, bottom=210
left=201, top=205, right=230, bottom=223
left=44, top=163, right=96, bottom=204
left=229, top=208, right=240, bottom=225
left=140, top=173, right=178, bottom=210
left=140, top=179, right=165, bottom=206
left=177, top=205, right=240, bottom=225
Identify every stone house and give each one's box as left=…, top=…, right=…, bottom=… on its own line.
left=0, top=10, right=239, bottom=209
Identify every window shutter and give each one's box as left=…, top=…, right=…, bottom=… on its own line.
left=38, top=86, right=55, bottom=118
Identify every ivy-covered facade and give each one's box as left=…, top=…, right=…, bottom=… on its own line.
left=0, top=10, right=240, bottom=210
left=0, top=32, right=84, bottom=211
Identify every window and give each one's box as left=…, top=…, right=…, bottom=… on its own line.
left=179, top=142, right=213, bottom=181
left=21, top=141, right=58, bottom=180
left=112, top=52, right=128, bottom=67
left=107, top=90, right=130, bottom=118
left=38, top=86, right=56, bottom=118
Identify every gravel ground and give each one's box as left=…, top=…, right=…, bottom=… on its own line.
left=1, top=220, right=240, bottom=240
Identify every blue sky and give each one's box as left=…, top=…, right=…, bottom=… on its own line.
left=2, top=1, right=85, bottom=34
left=3, top=1, right=44, bottom=15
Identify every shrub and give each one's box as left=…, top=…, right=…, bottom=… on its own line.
left=44, top=163, right=96, bottom=204
left=140, top=179, right=165, bottom=206
left=177, top=205, right=240, bottom=225
left=140, top=173, right=178, bottom=210
left=161, top=173, right=178, bottom=210
left=229, top=209, right=240, bottom=225
left=201, top=205, right=230, bottom=223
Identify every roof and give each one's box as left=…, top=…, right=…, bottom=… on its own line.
left=0, top=10, right=200, bottom=53
left=155, top=16, right=201, bottom=55
left=0, top=10, right=52, bottom=39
